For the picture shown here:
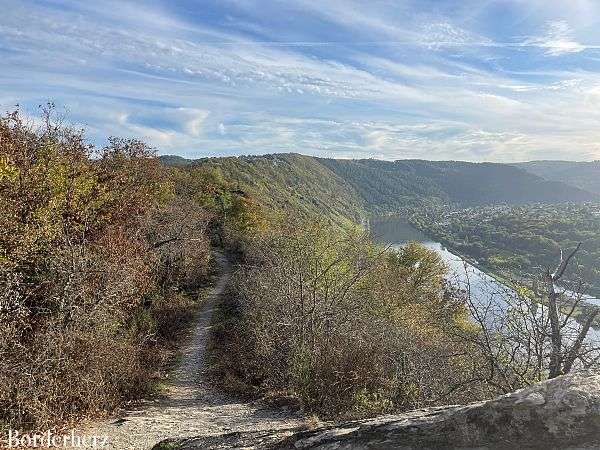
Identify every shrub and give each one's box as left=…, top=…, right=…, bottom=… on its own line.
left=212, top=222, right=490, bottom=418
left=0, top=108, right=213, bottom=430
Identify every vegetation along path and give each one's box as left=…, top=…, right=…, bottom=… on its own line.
left=77, top=252, right=304, bottom=450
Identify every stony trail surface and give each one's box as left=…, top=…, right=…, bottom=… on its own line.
left=76, top=252, right=304, bottom=450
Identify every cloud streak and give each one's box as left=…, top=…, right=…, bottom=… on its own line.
left=2, top=0, right=600, bottom=161
left=524, top=21, right=587, bottom=56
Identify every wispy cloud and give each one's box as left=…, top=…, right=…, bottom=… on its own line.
left=420, top=22, right=493, bottom=50
left=3, top=0, right=600, bottom=161
left=524, top=20, right=587, bottom=56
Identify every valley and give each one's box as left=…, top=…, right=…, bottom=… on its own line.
left=410, top=202, right=600, bottom=297
left=164, top=153, right=600, bottom=302
left=163, top=154, right=599, bottom=221
left=3, top=109, right=600, bottom=446
left=7, top=1, right=600, bottom=446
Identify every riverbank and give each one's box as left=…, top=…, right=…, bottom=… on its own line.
left=371, top=215, right=600, bottom=332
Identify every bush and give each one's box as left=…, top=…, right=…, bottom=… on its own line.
left=145, top=198, right=212, bottom=289
left=212, top=222, right=491, bottom=418
left=0, top=108, right=214, bottom=430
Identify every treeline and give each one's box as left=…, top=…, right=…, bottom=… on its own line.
left=515, top=160, right=600, bottom=196
left=162, top=154, right=598, bottom=216
left=184, top=154, right=366, bottom=226
left=0, top=109, right=262, bottom=430
left=319, top=158, right=598, bottom=207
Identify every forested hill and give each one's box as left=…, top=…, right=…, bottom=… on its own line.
left=319, top=158, right=597, bottom=211
left=176, top=153, right=366, bottom=224
left=160, top=153, right=598, bottom=217
left=514, top=160, right=600, bottom=195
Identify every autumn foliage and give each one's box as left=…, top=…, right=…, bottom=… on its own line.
left=0, top=108, right=260, bottom=430
left=211, top=222, right=491, bottom=418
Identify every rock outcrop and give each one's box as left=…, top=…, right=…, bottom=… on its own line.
left=154, top=370, right=600, bottom=449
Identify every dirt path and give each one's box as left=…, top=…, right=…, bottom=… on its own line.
left=77, top=252, right=304, bottom=449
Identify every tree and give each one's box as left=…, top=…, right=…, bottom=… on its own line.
left=455, top=244, right=600, bottom=393
left=213, top=221, right=491, bottom=417
left=0, top=107, right=215, bottom=429
left=545, top=243, right=600, bottom=378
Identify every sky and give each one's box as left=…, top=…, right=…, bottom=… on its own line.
left=3, top=1, right=600, bottom=161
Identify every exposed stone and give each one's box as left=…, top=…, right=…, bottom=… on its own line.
left=156, top=370, right=600, bottom=449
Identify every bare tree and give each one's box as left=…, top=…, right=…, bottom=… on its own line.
left=218, top=224, right=490, bottom=416
left=545, top=243, right=600, bottom=378
left=454, top=243, right=600, bottom=392
left=143, top=198, right=212, bottom=288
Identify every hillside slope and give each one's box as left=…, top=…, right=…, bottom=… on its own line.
left=189, top=153, right=366, bottom=224
left=320, top=158, right=597, bottom=210
left=161, top=154, right=598, bottom=217
left=515, top=160, right=600, bottom=195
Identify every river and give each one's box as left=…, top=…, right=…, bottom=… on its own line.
left=370, top=216, right=600, bottom=340
left=371, top=217, right=512, bottom=305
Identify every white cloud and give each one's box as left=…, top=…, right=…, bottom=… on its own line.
left=420, top=22, right=492, bottom=49
left=4, top=0, right=600, bottom=161
left=524, top=21, right=586, bottom=56
left=177, top=108, right=210, bottom=137
left=0, top=2, right=434, bottom=105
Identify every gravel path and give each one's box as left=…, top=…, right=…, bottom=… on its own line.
left=76, top=252, right=304, bottom=449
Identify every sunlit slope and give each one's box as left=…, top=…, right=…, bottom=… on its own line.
left=161, top=154, right=598, bottom=218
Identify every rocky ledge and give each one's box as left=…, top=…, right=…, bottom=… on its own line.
left=154, top=370, right=600, bottom=449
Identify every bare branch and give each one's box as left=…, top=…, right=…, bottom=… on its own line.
left=562, top=309, right=600, bottom=374
left=552, top=243, right=582, bottom=282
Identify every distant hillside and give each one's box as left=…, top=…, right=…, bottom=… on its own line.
left=320, top=158, right=597, bottom=211
left=160, top=154, right=598, bottom=218
left=514, top=160, right=600, bottom=195
left=159, top=155, right=194, bottom=167
left=183, top=153, right=366, bottom=224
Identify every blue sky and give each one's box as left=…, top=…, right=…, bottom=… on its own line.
left=3, top=0, right=600, bottom=161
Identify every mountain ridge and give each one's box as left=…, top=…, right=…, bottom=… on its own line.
left=514, top=160, right=600, bottom=195
left=160, top=154, right=599, bottom=218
